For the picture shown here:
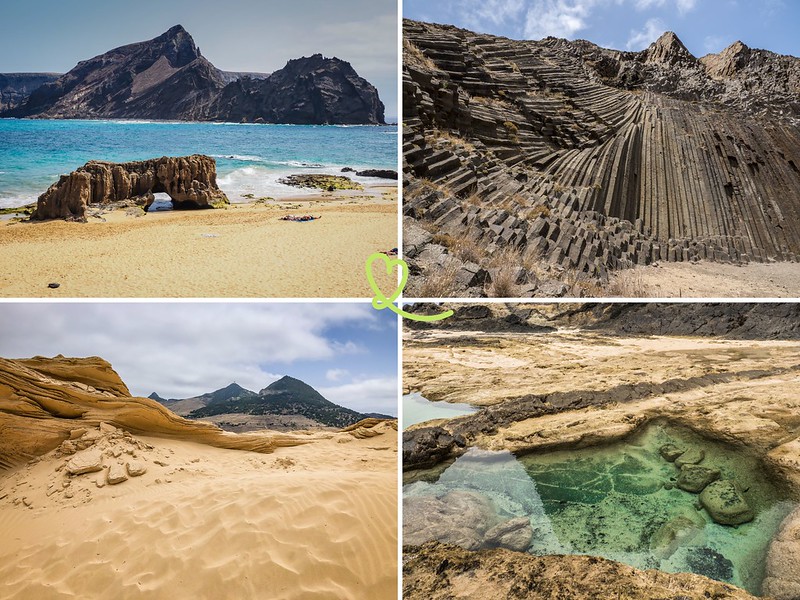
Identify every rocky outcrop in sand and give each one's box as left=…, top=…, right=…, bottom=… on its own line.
left=32, top=155, right=229, bottom=220
left=403, top=20, right=800, bottom=295
left=403, top=542, right=757, bottom=600
left=0, top=356, right=300, bottom=470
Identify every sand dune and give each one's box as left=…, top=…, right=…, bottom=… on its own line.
left=0, top=356, right=398, bottom=599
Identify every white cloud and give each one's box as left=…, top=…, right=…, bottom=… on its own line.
left=454, top=0, right=696, bottom=41
left=633, top=0, right=666, bottom=9
left=626, top=17, right=665, bottom=50
left=319, top=377, right=398, bottom=415
left=326, top=368, right=350, bottom=382
left=0, top=303, right=384, bottom=399
left=703, top=35, right=727, bottom=54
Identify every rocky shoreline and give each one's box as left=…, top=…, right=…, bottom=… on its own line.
left=402, top=304, right=800, bottom=598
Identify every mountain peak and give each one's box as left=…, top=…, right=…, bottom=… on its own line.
left=646, top=31, right=695, bottom=64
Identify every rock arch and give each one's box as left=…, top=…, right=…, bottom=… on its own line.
left=32, top=154, right=229, bottom=221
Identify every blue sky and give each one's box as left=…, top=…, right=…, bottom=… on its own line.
left=0, top=0, right=398, bottom=120
left=0, top=303, right=398, bottom=415
left=405, top=0, right=799, bottom=56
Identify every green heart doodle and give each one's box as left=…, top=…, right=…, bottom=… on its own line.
left=365, top=253, right=453, bottom=322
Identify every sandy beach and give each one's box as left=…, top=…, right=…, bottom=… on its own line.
left=0, top=187, right=397, bottom=298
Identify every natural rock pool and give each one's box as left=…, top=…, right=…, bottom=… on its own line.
left=404, top=422, right=795, bottom=595
left=402, top=393, right=478, bottom=429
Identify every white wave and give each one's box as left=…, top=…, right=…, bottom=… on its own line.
left=212, top=154, right=266, bottom=163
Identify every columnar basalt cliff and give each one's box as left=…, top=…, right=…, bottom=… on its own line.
left=32, top=154, right=229, bottom=220
left=3, top=25, right=385, bottom=124
left=403, top=20, right=800, bottom=296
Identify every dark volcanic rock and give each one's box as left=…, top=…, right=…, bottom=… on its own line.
left=32, top=154, right=229, bottom=220
left=0, top=73, right=61, bottom=111
left=206, top=54, right=385, bottom=125
left=403, top=426, right=467, bottom=471
left=5, top=27, right=384, bottom=124
left=189, top=375, right=365, bottom=429
left=402, top=19, right=800, bottom=295
left=355, top=169, right=398, bottom=179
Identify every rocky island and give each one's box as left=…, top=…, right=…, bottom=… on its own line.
left=2, top=25, right=385, bottom=124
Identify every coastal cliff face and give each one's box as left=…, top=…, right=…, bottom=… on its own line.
left=403, top=19, right=800, bottom=295
left=32, top=154, right=229, bottom=220
left=4, top=25, right=385, bottom=124
left=0, top=73, right=61, bottom=111
left=206, top=54, right=386, bottom=125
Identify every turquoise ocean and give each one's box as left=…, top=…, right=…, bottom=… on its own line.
left=0, top=119, right=397, bottom=208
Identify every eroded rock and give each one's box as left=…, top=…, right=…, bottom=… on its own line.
left=699, top=481, right=755, bottom=526
left=677, top=465, right=721, bottom=493
left=65, top=448, right=104, bottom=475
left=32, top=155, right=229, bottom=221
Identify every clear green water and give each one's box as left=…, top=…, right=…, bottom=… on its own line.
left=403, top=422, right=795, bottom=595
left=402, top=393, right=478, bottom=430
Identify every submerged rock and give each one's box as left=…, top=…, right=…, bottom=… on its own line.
left=699, top=481, right=755, bottom=525
left=403, top=491, right=497, bottom=550
left=650, top=514, right=703, bottom=559
left=675, top=448, right=705, bottom=467
left=686, top=546, right=734, bottom=582
left=677, top=465, right=721, bottom=493
left=32, top=155, right=229, bottom=220
left=659, top=443, right=685, bottom=462
left=484, top=517, right=534, bottom=552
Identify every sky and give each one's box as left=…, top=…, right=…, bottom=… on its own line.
left=404, top=0, right=800, bottom=56
left=0, top=303, right=398, bottom=416
left=0, top=0, right=398, bottom=120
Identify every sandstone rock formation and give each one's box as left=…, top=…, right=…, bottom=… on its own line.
left=3, top=26, right=385, bottom=124
left=0, top=355, right=300, bottom=471
left=32, top=155, right=229, bottom=220
left=764, top=506, right=800, bottom=600
left=402, top=20, right=800, bottom=296
left=403, top=542, right=757, bottom=600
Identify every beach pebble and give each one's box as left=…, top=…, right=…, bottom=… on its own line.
left=47, top=282, right=60, bottom=289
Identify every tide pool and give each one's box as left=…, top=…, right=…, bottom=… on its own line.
left=404, top=422, right=795, bottom=595
left=0, top=119, right=397, bottom=208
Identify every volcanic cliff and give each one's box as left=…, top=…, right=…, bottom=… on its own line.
left=3, top=25, right=385, bottom=124
left=403, top=20, right=800, bottom=297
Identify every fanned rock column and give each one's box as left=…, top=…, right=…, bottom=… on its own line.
left=32, top=154, right=229, bottom=221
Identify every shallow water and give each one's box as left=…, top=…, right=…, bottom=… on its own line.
left=402, top=393, right=478, bottom=430
left=0, top=119, right=397, bottom=207
left=404, top=422, right=795, bottom=595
